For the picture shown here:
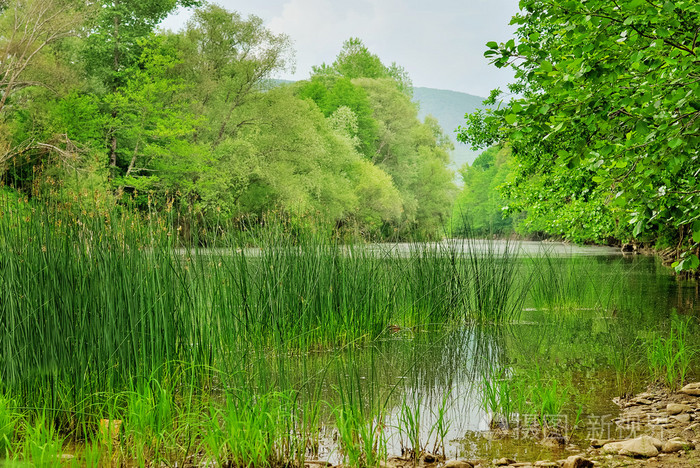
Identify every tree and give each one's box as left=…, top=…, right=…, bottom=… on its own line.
left=312, top=37, right=413, bottom=96
left=178, top=4, right=292, bottom=148
left=82, top=0, right=201, bottom=168
left=356, top=78, right=455, bottom=237
left=296, top=76, right=379, bottom=157
left=460, top=0, right=700, bottom=268
left=0, top=0, right=84, bottom=170
left=452, top=146, right=519, bottom=236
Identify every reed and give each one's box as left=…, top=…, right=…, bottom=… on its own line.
left=0, top=193, right=538, bottom=465
left=644, top=314, right=696, bottom=390
left=461, top=237, right=527, bottom=322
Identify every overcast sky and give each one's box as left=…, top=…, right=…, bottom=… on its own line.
left=161, top=0, right=521, bottom=97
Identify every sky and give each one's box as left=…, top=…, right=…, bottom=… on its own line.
left=161, top=0, right=521, bottom=98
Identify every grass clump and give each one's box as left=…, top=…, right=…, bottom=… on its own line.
left=480, top=365, right=573, bottom=435
left=643, top=314, right=697, bottom=390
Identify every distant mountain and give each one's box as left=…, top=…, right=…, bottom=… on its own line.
left=412, top=87, right=485, bottom=172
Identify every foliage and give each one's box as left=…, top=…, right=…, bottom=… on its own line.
left=355, top=78, right=456, bottom=237
left=0, top=4, right=455, bottom=240
left=459, top=0, right=700, bottom=265
left=297, top=75, right=379, bottom=158
left=313, top=37, right=413, bottom=96
left=451, top=145, right=519, bottom=236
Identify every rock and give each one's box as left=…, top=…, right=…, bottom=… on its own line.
left=591, top=438, right=624, bottom=448
left=649, top=417, right=670, bottom=425
left=541, top=437, right=565, bottom=449
left=305, top=462, right=333, bottom=468
left=493, top=458, right=516, bottom=466
left=562, top=455, right=593, bottom=468
left=510, top=463, right=533, bottom=467
left=534, top=462, right=559, bottom=467
left=662, top=439, right=690, bottom=453
left=443, top=460, right=473, bottom=468
left=58, top=454, right=75, bottom=460
left=672, top=413, right=692, bottom=424
left=680, top=382, right=700, bottom=396
left=684, top=423, right=700, bottom=433
left=667, top=403, right=693, bottom=415
left=422, top=453, right=437, bottom=463
left=603, top=436, right=661, bottom=458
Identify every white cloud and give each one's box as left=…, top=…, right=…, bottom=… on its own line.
left=162, top=0, right=521, bottom=96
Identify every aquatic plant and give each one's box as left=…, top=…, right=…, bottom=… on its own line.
left=462, top=236, right=528, bottom=322
left=644, top=314, right=697, bottom=390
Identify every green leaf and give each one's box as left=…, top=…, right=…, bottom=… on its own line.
left=486, top=41, right=499, bottom=49
left=633, top=220, right=644, bottom=237
left=668, top=138, right=683, bottom=148
left=505, top=114, right=517, bottom=125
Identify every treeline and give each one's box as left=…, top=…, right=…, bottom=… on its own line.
left=451, top=145, right=520, bottom=237
left=0, top=1, right=455, bottom=240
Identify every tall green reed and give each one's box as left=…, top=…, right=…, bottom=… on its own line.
left=0, top=192, right=539, bottom=465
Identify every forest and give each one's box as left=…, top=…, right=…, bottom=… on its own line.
left=0, top=0, right=455, bottom=240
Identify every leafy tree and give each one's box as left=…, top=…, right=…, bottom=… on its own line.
left=82, top=0, right=200, bottom=89
left=0, top=0, right=85, bottom=171
left=460, top=0, right=700, bottom=268
left=178, top=4, right=292, bottom=147
left=197, top=86, right=402, bottom=230
left=296, top=76, right=378, bottom=157
left=356, top=78, right=455, bottom=237
left=312, top=37, right=413, bottom=96
left=452, top=146, right=519, bottom=236
left=82, top=0, right=201, bottom=168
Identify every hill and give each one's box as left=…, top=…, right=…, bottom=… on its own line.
left=412, top=87, right=484, bottom=172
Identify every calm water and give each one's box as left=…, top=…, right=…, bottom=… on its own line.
left=272, top=247, right=699, bottom=463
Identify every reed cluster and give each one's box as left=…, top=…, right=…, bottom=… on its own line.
left=0, top=195, right=529, bottom=465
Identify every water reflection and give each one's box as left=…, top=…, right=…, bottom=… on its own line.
left=238, top=253, right=699, bottom=462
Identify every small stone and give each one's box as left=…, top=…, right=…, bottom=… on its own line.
left=680, top=382, right=700, bottom=396
left=650, top=417, right=670, bottom=425
left=672, top=413, right=692, bottom=424
left=58, top=454, right=75, bottom=460
left=667, top=403, right=692, bottom=415
left=534, top=462, right=559, bottom=467
left=493, top=458, right=516, bottom=466
left=562, top=455, right=593, bottom=468
left=634, top=398, right=653, bottom=405
left=662, top=439, right=689, bottom=453
left=422, top=453, right=437, bottom=463
left=510, top=463, right=533, bottom=467
left=443, top=460, right=474, bottom=468
left=541, top=437, right=565, bottom=448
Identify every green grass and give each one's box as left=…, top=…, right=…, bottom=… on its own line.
left=3, top=194, right=690, bottom=465
left=643, top=314, right=697, bottom=390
